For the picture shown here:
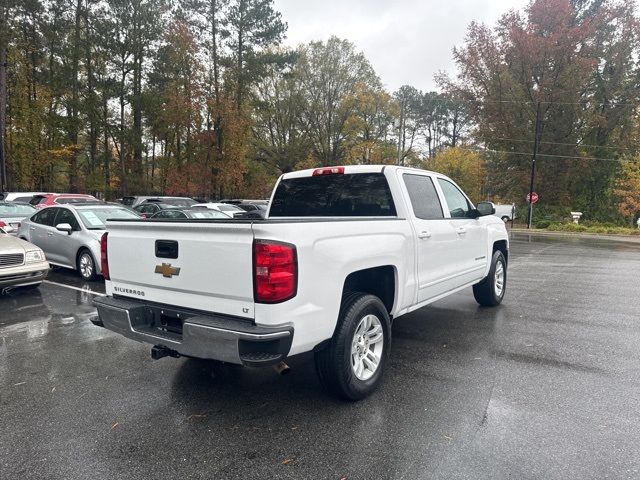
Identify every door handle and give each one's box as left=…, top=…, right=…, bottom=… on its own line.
left=30, top=227, right=36, bottom=230
left=418, top=231, right=431, bottom=239
left=456, top=226, right=467, bottom=235
left=47, top=232, right=54, bottom=236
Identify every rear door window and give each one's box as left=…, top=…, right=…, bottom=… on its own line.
left=403, top=174, right=444, bottom=220
left=33, top=208, right=58, bottom=226
left=270, top=173, right=397, bottom=217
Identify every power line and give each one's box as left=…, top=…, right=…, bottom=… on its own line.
left=461, top=147, right=629, bottom=162
left=455, top=98, right=640, bottom=108
left=486, top=137, right=638, bottom=151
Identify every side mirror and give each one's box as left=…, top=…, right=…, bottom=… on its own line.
left=56, top=223, right=73, bottom=234
left=476, top=202, right=496, bottom=217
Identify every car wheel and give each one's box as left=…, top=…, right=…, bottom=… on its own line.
left=315, top=293, right=391, bottom=401
left=77, top=249, right=97, bottom=281
left=473, top=250, right=507, bottom=307
left=501, top=216, right=510, bottom=222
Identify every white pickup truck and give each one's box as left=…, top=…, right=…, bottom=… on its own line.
left=93, top=165, right=509, bottom=400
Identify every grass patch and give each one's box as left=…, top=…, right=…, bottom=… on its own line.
left=535, top=222, right=640, bottom=235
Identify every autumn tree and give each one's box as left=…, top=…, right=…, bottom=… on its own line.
left=448, top=0, right=640, bottom=219
left=424, top=147, right=487, bottom=202
left=297, top=37, right=379, bottom=166
left=615, top=158, right=640, bottom=226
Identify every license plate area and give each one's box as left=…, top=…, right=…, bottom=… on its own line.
left=130, top=305, right=193, bottom=341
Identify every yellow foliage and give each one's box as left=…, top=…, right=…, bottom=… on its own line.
left=614, top=157, right=640, bottom=220
left=422, top=148, right=486, bottom=203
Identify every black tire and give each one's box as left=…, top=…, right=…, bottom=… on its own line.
left=473, top=250, right=507, bottom=306
left=77, top=249, right=97, bottom=281
left=315, top=293, right=391, bottom=401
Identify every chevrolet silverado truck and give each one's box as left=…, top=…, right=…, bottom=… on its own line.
left=93, top=165, right=509, bottom=400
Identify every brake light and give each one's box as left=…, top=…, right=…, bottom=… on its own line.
left=0, top=221, right=6, bottom=228
left=312, top=167, right=344, bottom=176
left=254, top=240, right=297, bottom=303
left=100, top=232, right=110, bottom=280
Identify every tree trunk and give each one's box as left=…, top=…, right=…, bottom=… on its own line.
left=68, top=0, right=83, bottom=193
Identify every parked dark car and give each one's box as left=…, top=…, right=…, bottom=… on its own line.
left=134, top=202, right=181, bottom=218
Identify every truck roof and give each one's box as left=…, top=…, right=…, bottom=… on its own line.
left=281, top=164, right=439, bottom=180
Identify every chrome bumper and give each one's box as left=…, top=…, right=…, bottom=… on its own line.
left=0, top=264, right=49, bottom=288
left=93, top=296, right=293, bottom=366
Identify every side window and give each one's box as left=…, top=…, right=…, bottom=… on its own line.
left=437, top=179, right=471, bottom=218
left=403, top=174, right=444, bottom=220
left=33, top=208, right=58, bottom=226
left=138, top=204, right=158, bottom=214
left=54, top=208, right=80, bottom=230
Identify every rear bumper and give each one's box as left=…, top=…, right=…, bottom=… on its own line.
left=93, top=296, right=293, bottom=366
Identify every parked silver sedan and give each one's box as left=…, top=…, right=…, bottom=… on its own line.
left=0, top=226, right=49, bottom=289
left=0, top=201, right=37, bottom=234
left=17, top=203, right=139, bottom=280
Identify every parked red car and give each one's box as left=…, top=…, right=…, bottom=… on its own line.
left=29, top=193, right=99, bottom=209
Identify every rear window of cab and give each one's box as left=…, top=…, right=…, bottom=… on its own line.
left=269, top=173, right=396, bottom=217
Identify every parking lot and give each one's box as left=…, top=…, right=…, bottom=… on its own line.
left=2, top=232, right=640, bottom=480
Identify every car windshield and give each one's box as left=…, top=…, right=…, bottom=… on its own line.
left=188, top=210, right=228, bottom=219
left=217, top=204, right=243, bottom=212
left=77, top=207, right=140, bottom=229
left=56, top=197, right=95, bottom=204
left=0, top=203, right=36, bottom=216
left=164, top=198, right=196, bottom=207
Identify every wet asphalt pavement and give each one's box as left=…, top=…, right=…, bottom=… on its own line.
left=1, top=233, right=640, bottom=480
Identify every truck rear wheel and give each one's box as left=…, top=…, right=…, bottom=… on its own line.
left=473, top=250, right=507, bottom=306
left=315, top=293, right=391, bottom=401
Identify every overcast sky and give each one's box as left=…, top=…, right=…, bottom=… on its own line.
left=273, top=0, right=530, bottom=93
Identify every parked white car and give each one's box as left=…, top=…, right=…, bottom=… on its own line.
left=94, top=165, right=509, bottom=400
left=0, top=226, right=49, bottom=289
left=494, top=203, right=516, bottom=222
left=191, top=202, right=244, bottom=217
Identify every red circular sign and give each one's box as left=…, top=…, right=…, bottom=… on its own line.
left=526, top=192, right=539, bottom=204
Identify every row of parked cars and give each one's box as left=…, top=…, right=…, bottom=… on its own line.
left=0, top=192, right=268, bottom=289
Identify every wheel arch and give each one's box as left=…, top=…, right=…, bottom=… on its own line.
left=341, top=265, right=396, bottom=314
left=493, top=239, right=508, bottom=264
left=76, top=246, right=100, bottom=274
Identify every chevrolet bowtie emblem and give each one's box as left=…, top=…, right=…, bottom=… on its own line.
left=155, top=263, right=181, bottom=278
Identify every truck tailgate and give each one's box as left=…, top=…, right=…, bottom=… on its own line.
left=105, top=221, right=255, bottom=319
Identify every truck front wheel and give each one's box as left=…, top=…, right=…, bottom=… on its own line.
left=315, top=293, right=391, bottom=401
left=473, top=250, right=507, bottom=306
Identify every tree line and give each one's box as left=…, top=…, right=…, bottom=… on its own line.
left=1, top=0, right=640, bottom=223
left=1, top=0, right=463, bottom=200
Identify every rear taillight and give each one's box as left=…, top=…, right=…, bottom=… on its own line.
left=254, top=240, right=297, bottom=303
left=0, top=221, right=6, bottom=228
left=312, top=166, right=344, bottom=176
left=100, top=232, right=110, bottom=280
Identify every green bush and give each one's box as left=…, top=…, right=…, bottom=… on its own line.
left=541, top=222, right=640, bottom=236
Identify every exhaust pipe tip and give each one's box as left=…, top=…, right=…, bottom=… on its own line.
left=273, top=361, right=290, bottom=375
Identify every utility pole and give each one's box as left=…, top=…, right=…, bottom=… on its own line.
left=528, top=101, right=542, bottom=229
left=396, top=101, right=404, bottom=166
left=0, top=3, right=7, bottom=192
